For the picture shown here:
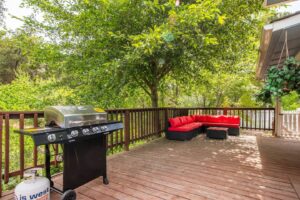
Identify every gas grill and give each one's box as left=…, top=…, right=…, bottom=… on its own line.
left=15, top=106, right=123, bottom=200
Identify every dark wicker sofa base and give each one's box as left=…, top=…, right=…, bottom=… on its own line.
left=166, top=126, right=239, bottom=141
left=202, top=126, right=239, bottom=136
left=227, top=127, right=239, bottom=136
left=166, top=115, right=240, bottom=141
left=166, top=127, right=202, bottom=141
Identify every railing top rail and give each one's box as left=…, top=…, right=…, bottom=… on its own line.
left=0, top=111, right=44, bottom=119
left=181, top=107, right=275, bottom=110
left=107, top=107, right=275, bottom=112
left=0, top=111, right=44, bottom=115
left=105, top=107, right=168, bottom=112
left=0, top=107, right=276, bottom=114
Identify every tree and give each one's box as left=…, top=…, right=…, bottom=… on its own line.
left=162, top=68, right=262, bottom=108
left=0, top=31, right=23, bottom=83
left=22, top=0, right=266, bottom=107
left=0, top=30, right=63, bottom=84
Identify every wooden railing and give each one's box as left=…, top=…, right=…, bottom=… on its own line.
left=105, top=108, right=167, bottom=151
left=186, top=107, right=275, bottom=130
left=0, top=107, right=274, bottom=196
left=279, top=110, right=300, bottom=138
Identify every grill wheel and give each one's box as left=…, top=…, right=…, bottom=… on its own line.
left=61, top=189, right=76, bottom=200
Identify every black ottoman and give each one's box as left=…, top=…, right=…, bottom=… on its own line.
left=207, top=127, right=228, bottom=139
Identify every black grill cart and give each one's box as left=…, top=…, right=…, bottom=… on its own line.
left=14, top=106, right=123, bottom=200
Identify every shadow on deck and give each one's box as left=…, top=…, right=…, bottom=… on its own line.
left=3, top=130, right=300, bottom=200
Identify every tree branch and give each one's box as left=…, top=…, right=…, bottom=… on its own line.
left=157, top=63, right=173, bottom=80
left=133, top=76, right=151, bottom=96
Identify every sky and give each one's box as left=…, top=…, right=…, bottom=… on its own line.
left=3, top=0, right=300, bottom=30
left=4, top=0, right=32, bottom=29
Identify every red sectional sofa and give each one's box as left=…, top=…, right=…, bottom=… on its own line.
left=166, top=115, right=240, bottom=141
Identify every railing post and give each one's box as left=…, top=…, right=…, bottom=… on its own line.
left=0, top=114, right=3, bottom=197
left=156, top=109, right=161, bottom=137
left=19, top=114, right=25, bottom=179
left=124, top=110, right=130, bottom=151
left=274, top=97, right=282, bottom=137
left=4, top=113, right=10, bottom=184
left=164, top=108, right=169, bottom=131
left=33, top=113, right=38, bottom=167
left=223, top=108, right=228, bottom=115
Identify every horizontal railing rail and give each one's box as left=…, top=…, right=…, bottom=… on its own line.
left=0, top=107, right=274, bottom=196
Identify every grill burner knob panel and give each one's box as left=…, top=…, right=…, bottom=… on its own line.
left=70, top=130, right=79, bottom=137
left=47, top=134, right=56, bottom=142
left=19, top=122, right=123, bottom=146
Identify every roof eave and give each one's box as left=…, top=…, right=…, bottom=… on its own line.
left=256, top=25, right=273, bottom=80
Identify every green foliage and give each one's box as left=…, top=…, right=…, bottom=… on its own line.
left=257, top=57, right=300, bottom=104
left=0, top=30, right=64, bottom=84
left=20, top=0, right=267, bottom=107
left=161, top=67, right=262, bottom=108
left=0, top=1, right=271, bottom=110
left=281, top=91, right=300, bottom=110
left=0, top=31, right=22, bottom=83
left=0, top=73, right=79, bottom=110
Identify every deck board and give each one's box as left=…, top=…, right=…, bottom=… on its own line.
left=3, top=131, right=300, bottom=200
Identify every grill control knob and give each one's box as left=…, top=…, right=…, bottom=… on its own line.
left=82, top=128, right=90, bottom=135
left=92, top=127, right=99, bottom=133
left=71, top=130, right=79, bottom=137
left=47, top=134, right=56, bottom=142
left=101, top=126, right=108, bottom=131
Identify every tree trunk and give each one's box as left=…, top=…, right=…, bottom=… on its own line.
left=203, top=95, right=206, bottom=107
left=150, top=84, right=161, bottom=136
left=150, top=85, right=159, bottom=108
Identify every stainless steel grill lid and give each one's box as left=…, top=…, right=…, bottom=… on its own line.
left=45, top=106, right=107, bottom=128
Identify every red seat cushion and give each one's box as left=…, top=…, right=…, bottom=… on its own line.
left=168, top=122, right=203, bottom=132
left=203, top=122, right=239, bottom=128
left=169, top=117, right=182, bottom=127
left=189, top=122, right=203, bottom=128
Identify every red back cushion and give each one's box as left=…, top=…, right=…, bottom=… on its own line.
left=218, top=116, right=240, bottom=124
left=190, top=115, right=197, bottom=121
left=169, top=117, right=182, bottom=127
left=196, top=115, right=207, bottom=122
left=179, top=116, right=188, bottom=125
left=218, top=115, right=227, bottom=123
left=231, top=116, right=240, bottom=124
left=185, top=116, right=194, bottom=123
left=230, top=116, right=237, bottom=123
left=206, top=115, right=216, bottom=123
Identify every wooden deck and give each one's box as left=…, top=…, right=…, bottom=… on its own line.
left=3, top=131, right=300, bottom=200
